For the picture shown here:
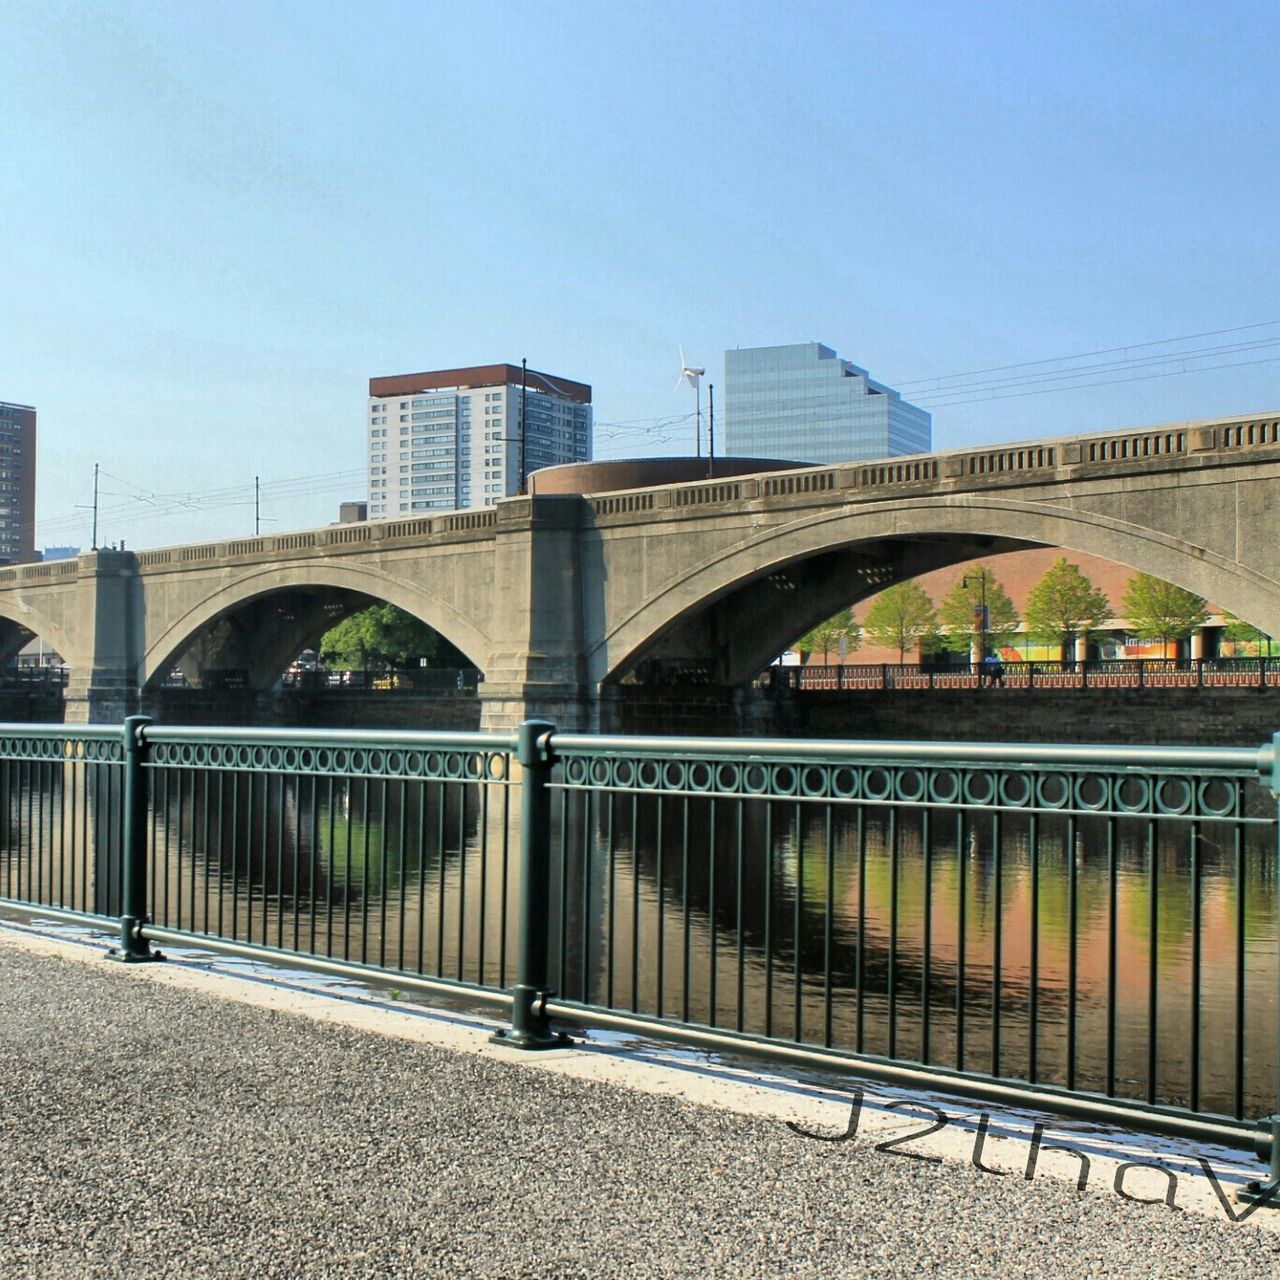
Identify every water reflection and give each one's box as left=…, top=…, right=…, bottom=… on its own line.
left=553, top=793, right=1278, bottom=1119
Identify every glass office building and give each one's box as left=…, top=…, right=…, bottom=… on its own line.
left=723, top=343, right=930, bottom=464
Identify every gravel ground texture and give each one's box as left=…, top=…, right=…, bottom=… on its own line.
left=2, top=939, right=1279, bottom=1279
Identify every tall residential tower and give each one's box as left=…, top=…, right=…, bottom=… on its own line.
left=367, top=364, right=592, bottom=516
left=723, top=343, right=930, bottom=465
left=0, top=402, right=36, bottom=564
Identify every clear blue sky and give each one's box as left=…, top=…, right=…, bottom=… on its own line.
left=3, top=1, right=1277, bottom=548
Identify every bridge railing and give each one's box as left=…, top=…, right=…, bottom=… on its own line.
left=2, top=718, right=1279, bottom=1192
left=763, top=657, right=1280, bottom=692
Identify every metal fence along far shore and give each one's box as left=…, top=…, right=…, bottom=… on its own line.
left=2, top=716, right=1280, bottom=1203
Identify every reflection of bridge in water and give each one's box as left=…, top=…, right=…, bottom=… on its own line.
left=1, top=411, right=1279, bottom=730
left=126, top=771, right=1278, bottom=1119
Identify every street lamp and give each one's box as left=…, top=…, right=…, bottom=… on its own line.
left=962, top=572, right=989, bottom=672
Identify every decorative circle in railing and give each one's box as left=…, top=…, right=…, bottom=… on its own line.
left=830, top=766, right=859, bottom=799
left=1196, top=777, right=1237, bottom=818
left=770, top=764, right=799, bottom=795
left=688, top=761, right=714, bottom=792
left=1115, top=775, right=1153, bottom=813
left=1074, top=774, right=1110, bottom=811
left=962, top=770, right=996, bottom=806
left=927, top=769, right=960, bottom=804
left=1154, top=776, right=1193, bottom=815
left=800, top=765, right=828, bottom=798
left=863, top=767, right=893, bottom=801
left=997, top=772, right=1033, bottom=807
left=1035, top=772, right=1072, bottom=809
left=896, top=768, right=927, bottom=803
left=662, top=760, right=687, bottom=789
left=714, top=762, right=740, bottom=793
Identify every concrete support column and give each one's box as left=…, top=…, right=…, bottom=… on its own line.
left=478, top=495, right=594, bottom=733
left=1075, top=633, right=1089, bottom=664
left=1190, top=627, right=1206, bottom=661
left=62, top=550, right=143, bottom=724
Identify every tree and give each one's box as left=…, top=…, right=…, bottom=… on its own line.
left=1022, top=558, right=1111, bottom=661
left=1222, top=611, right=1274, bottom=657
left=1120, top=573, right=1209, bottom=656
left=318, top=604, right=466, bottom=670
left=861, top=581, right=940, bottom=662
left=938, top=565, right=1020, bottom=656
left=794, top=608, right=861, bottom=664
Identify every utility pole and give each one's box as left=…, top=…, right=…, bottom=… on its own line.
left=707, top=384, right=715, bottom=478
left=696, top=381, right=702, bottom=459
left=91, top=463, right=99, bottom=551
left=255, top=475, right=261, bottom=536
left=519, top=358, right=528, bottom=495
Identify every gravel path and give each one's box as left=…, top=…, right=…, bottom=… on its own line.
left=2, top=939, right=1279, bottom=1278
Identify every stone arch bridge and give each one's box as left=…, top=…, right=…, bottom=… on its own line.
left=5, top=411, right=1278, bottom=729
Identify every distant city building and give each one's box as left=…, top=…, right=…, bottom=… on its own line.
left=367, top=364, right=593, bottom=515
left=41, top=545, right=79, bottom=561
left=336, top=502, right=367, bottom=524
left=0, top=402, right=36, bottom=564
left=723, top=343, right=930, bottom=465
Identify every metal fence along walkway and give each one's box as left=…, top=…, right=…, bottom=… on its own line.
left=2, top=717, right=1279, bottom=1205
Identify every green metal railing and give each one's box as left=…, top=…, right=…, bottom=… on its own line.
left=2, top=716, right=1279, bottom=1200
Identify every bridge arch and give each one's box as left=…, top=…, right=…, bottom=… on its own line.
left=142, top=562, right=494, bottom=690
left=592, top=494, right=1280, bottom=686
left=0, top=598, right=73, bottom=670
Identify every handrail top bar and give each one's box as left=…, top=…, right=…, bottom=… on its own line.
left=550, top=731, right=1270, bottom=773
left=0, top=723, right=121, bottom=739
left=0, top=721, right=1264, bottom=772
left=138, top=725, right=519, bottom=752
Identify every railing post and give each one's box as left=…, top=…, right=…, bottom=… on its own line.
left=109, top=715, right=162, bottom=964
left=1243, top=731, right=1280, bottom=1205
left=494, top=719, right=568, bottom=1050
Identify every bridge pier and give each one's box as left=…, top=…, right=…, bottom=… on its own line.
left=479, top=496, right=596, bottom=732
left=61, top=550, right=142, bottom=725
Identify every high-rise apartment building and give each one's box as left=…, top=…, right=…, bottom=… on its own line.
left=0, top=402, right=36, bottom=564
left=367, top=364, right=592, bottom=515
left=723, top=343, right=930, bottom=465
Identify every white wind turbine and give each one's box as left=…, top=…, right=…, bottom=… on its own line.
left=677, top=346, right=706, bottom=457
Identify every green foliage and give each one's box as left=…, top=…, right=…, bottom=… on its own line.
left=861, top=581, right=940, bottom=662
left=1120, top=573, right=1209, bottom=651
left=1222, top=612, right=1274, bottom=656
left=318, top=604, right=463, bottom=669
left=937, top=565, right=1020, bottom=655
left=1022, top=558, right=1111, bottom=660
left=795, top=608, right=861, bottom=663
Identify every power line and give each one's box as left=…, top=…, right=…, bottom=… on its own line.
left=895, top=319, right=1280, bottom=390
left=916, top=352, right=1280, bottom=409
left=914, top=339, right=1280, bottom=408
